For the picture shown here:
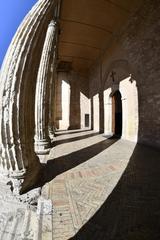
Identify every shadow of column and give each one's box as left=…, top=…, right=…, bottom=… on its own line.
left=68, top=143, right=160, bottom=240
left=40, top=137, right=118, bottom=185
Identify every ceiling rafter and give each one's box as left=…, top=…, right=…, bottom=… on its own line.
left=59, top=40, right=102, bottom=51
left=59, top=55, right=95, bottom=62
left=58, top=0, right=143, bottom=75
left=60, top=18, right=113, bottom=34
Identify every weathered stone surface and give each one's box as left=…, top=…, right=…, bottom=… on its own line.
left=0, top=0, right=59, bottom=193
left=37, top=197, right=53, bottom=215
left=34, top=20, right=57, bottom=154
left=0, top=0, right=159, bottom=238
left=39, top=129, right=160, bottom=239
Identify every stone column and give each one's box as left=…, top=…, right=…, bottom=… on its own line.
left=91, top=97, right=94, bottom=130
left=99, top=91, right=104, bottom=133
left=0, top=0, right=59, bottom=194
left=48, top=49, right=57, bottom=140
left=34, top=21, right=57, bottom=154
left=54, top=74, right=62, bottom=129
left=69, top=72, right=81, bottom=129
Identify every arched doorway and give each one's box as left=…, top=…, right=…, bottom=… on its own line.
left=112, top=91, right=122, bottom=137
left=103, top=62, right=139, bottom=141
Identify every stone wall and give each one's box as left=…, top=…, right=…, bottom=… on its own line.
left=56, top=71, right=90, bottom=130
left=89, top=0, right=160, bottom=148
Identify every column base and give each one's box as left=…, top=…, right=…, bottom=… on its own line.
left=49, top=125, right=56, bottom=141
left=0, top=168, right=25, bottom=195
left=34, top=138, right=52, bottom=155
left=5, top=161, right=43, bottom=195
left=49, top=132, right=56, bottom=143
left=0, top=162, right=43, bottom=196
left=49, top=135, right=56, bottom=145
left=20, top=162, right=43, bottom=194
left=0, top=168, right=25, bottom=180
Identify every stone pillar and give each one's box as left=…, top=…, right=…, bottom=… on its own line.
left=34, top=21, right=57, bottom=154
left=48, top=49, right=57, bottom=139
left=91, top=97, right=94, bottom=130
left=0, top=0, right=59, bottom=193
left=54, top=73, right=62, bottom=129
left=69, top=72, right=81, bottom=129
left=99, top=91, right=104, bottom=133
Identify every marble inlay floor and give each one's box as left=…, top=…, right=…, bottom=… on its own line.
left=40, top=129, right=160, bottom=240
left=0, top=129, right=160, bottom=240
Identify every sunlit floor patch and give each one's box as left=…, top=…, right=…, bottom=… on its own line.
left=41, top=131, right=136, bottom=240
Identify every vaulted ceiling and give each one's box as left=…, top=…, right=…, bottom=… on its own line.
left=58, top=0, right=143, bottom=75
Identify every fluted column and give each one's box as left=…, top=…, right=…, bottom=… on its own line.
left=34, top=21, right=56, bottom=154
left=48, top=58, right=57, bottom=140
left=0, top=0, right=59, bottom=193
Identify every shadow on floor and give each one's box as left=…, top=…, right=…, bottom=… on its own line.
left=39, top=137, right=118, bottom=186
left=67, top=143, right=160, bottom=240
left=55, top=129, right=91, bottom=137
left=21, top=134, right=116, bottom=194
left=54, top=132, right=100, bottom=146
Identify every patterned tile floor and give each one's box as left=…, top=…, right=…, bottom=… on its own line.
left=40, top=129, right=160, bottom=240
left=0, top=182, right=38, bottom=240
left=1, top=129, right=160, bottom=240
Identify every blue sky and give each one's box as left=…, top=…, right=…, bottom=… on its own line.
left=0, top=0, right=37, bottom=66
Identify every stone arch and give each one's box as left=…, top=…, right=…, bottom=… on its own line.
left=103, top=60, right=139, bottom=142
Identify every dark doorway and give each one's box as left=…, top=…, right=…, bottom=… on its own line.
left=85, top=114, right=89, bottom=127
left=112, top=91, right=122, bottom=137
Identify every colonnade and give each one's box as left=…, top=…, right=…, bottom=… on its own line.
left=0, top=0, right=139, bottom=195
left=0, top=0, right=60, bottom=193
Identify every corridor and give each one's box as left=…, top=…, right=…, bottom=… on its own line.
left=0, top=0, right=160, bottom=239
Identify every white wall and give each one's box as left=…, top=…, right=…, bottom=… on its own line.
left=93, top=94, right=99, bottom=131
left=59, top=80, right=70, bottom=130
left=80, top=92, right=91, bottom=128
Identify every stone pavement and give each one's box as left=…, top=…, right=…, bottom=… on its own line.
left=0, top=129, right=160, bottom=240
left=0, top=181, right=39, bottom=240
left=40, top=129, right=160, bottom=240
